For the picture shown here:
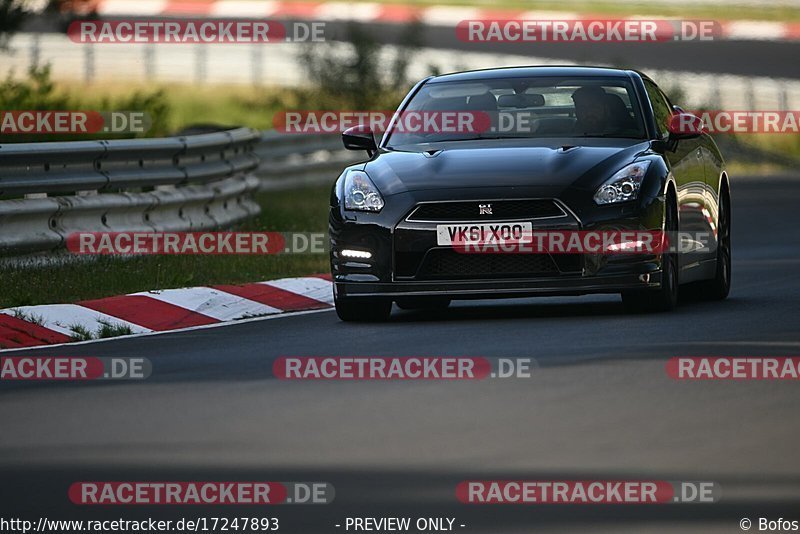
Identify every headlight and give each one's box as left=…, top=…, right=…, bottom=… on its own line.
left=343, top=170, right=384, bottom=212
left=593, top=161, right=651, bottom=205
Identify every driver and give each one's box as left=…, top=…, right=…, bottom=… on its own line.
left=572, top=86, right=612, bottom=135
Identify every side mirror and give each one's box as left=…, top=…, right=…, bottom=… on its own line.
left=342, top=125, right=377, bottom=156
left=668, top=112, right=705, bottom=140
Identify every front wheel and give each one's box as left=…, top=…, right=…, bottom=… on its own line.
left=334, top=294, right=392, bottom=322
left=622, top=193, right=679, bottom=313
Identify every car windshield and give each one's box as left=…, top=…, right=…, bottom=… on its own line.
left=384, top=76, right=648, bottom=147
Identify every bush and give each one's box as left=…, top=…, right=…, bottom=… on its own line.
left=0, top=64, right=172, bottom=142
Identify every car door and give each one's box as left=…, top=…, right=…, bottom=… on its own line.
left=644, top=80, right=710, bottom=272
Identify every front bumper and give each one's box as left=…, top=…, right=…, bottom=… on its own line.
left=330, top=187, right=666, bottom=300
left=335, top=270, right=662, bottom=300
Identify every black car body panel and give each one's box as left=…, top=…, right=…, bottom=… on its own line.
left=329, top=66, right=728, bottom=305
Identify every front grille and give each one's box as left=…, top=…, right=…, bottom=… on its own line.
left=416, top=249, right=559, bottom=279
left=406, top=199, right=565, bottom=222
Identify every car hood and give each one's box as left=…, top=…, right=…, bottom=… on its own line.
left=365, top=138, right=652, bottom=197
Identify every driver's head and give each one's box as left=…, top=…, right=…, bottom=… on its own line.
left=572, top=86, right=609, bottom=132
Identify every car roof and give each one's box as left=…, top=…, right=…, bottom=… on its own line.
left=427, top=66, right=642, bottom=84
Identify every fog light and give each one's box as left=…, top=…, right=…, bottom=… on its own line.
left=341, top=249, right=372, bottom=259
left=608, top=240, right=647, bottom=252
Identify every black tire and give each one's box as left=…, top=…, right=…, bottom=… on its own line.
left=622, top=192, right=679, bottom=313
left=334, top=294, right=392, bottom=322
left=697, top=186, right=731, bottom=300
left=395, top=297, right=451, bottom=310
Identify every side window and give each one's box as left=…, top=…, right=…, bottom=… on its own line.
left=643, top=80, right=671, bottom=139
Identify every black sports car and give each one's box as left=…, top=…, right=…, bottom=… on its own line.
left=329, top=66, right=730, bottom=321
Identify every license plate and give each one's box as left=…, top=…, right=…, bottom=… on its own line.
left=436, top=222, right=533, bottom=246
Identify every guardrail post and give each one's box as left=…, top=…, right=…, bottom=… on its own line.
left=144, top=45, right=156, bottom=80
left=84, top=45, right=95, bottom=83
left=30, top=33, right=40, bottom=68
left=194, top=46, right=207, bottom=85
left=709, top=84, right=721, bottom=108
left=251, top=44, right=263, bottom=86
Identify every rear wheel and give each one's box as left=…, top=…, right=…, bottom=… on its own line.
left=334, top=293, right=392, bottom=322
left=622, top=192, right=679, bottom=313
left=395, top=297, right=451, bottom=310
left=697, top=187, right=731, bottom=300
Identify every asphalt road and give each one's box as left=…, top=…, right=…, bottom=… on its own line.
left=1, top=177, right=799, bottom=532
left=324, top=21, right=800, bottom=80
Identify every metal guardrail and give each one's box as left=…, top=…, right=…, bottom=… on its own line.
left=0, top=127, right=263, bottom=256
left=2, top=126, right=795, bottom=258
left=0, top=128, right=361, bottom=257
left=254, top=131, right=360, bottom=190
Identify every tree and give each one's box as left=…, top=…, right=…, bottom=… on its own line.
left=300, top=21, right=423, bottom=110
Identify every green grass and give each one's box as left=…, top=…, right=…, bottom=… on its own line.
left=11, top=308, right=45, bottom=326
left=0, top=185, right=332, bottom=308
left=97, top=320, right=135, bottom=339
left=738, top=133, right=800, bottom=157
left=0, top=75, right=294, bottom=142
left=68, top=324, right=94, bottom=342
left=56, top=81, right=290, bottom=133
left=65, top=320, right=134, bottom=341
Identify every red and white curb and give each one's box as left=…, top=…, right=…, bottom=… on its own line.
left=0, top=275, right=333, bottom=350
left=85, top=0, right=800, bottom=42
